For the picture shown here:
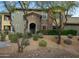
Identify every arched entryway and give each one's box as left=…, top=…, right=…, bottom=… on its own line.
left=30, top=23, right=36, bottom=33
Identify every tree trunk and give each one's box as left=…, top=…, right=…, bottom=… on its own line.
left=56, top=12, right=62, bottom=44
left=57, top=28, right=61, bottom=44
left=18, top=47, right=24, bottom=53
left=17, top=39, right=24, bottom=53
left=18, top=46, right=20, bottom=52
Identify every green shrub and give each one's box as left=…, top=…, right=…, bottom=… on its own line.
left=64, top=39, right=72, bottom=45
left=47, top=30, right=58, bottom=35
left=23, top=32, right=32, bottom=39
left=62, top=30, right=77, bottom=35
left=27, top=32, right=32, bottom=38
left=0, top=33, right=6, bottom=41
left=38, top=33, right=43, bottom=38
left=37, top=29, right=77, bottom=35
left=39, top=40, right=47, bottom=47
left=33, top=34, right=39, bottom=41
left=37, top=30, right=48, bottom=35
left=37, top=30, right=59, bottom=35
left=8, top=33, right=18, bottom=43
left=16, top=32, right=23, bottom=38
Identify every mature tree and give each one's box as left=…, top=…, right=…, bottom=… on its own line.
left=4, top=1, right=31, bottom=53
left=50, top=1, right=79, bottom=44
left=36, top=1, right=79, bottom=44
left=17, top=1, right=31, bottom=52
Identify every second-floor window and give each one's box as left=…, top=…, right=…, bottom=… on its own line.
left=4, top=15, right=10, bottom=21
left=42, top=13, right=48, bottom=20
left=5, top=17, right=8, bottom=21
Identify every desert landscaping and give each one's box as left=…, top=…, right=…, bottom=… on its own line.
left=0, top=34, right=79, bottom=58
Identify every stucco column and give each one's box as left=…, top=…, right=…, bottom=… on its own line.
left=35, top=24, right=37, bottom=32
left=2, top=15, right=4, bottom=31
left=11, top=26, right=13, bottom=32
left=28, top=23, right=30, bottom=32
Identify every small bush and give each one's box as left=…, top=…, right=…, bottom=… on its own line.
left=16, top=32, right=23, bottom=38
left=23, top=32, right=32, bottom=39
left=27, top=32, right=32, bottom=38
left=8, top=33, right=18, bottom=43
left=67, top=34, right=73, bottom=39
left=38, top=33, right=43, bottom=38
left=0, top=33, right=6, bottom=41
left=64, top=39, right=72, bottom=45
left=33, top=34, right=39, bottom=41
left=62, top=30, right=77, bottom=35
left=39, top=40, right=47, bottom=47
left=37, top=30, right=48, bottom=35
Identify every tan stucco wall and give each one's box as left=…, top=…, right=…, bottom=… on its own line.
left=0, top=14, right=11, bottom=31
left=11, top=11, right=25, bottom=33
left=64, top=25, right=79, bottom=34
left=67, top=17, right=79, bottom=24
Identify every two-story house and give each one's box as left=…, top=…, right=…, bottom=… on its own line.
left=0, top=13, right=11, bottom=32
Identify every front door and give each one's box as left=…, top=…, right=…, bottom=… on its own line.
left=30, top=23, right=36, bottom=33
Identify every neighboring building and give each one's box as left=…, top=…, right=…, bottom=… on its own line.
left=64, top=17, right=79, bottom=33
left=0, top=13, right=11, bottom=32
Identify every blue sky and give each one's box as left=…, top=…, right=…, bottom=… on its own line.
left=72, top=7, right=79, bottom=17
left=0, top=1, right=79, bottom=17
